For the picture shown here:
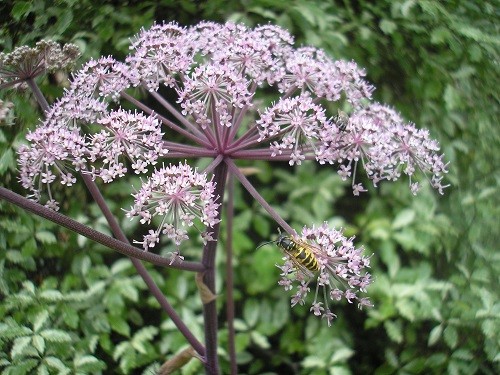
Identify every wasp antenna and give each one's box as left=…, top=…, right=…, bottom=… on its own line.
left=256, top=239, right=277, bottom=249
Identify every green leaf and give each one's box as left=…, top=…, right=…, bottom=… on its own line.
left=243, top=299, right=260, bottom=328
left=74, top=355, right=106, bottom=372
left=110, top=316, right=130, bottom=337
left=303, top=355, right=326, bottom=368
left=331, top=347, right=354, bottom=363
left=40, top=329, right=72, bottom=342
left=443, top=326, right=458, bottom=348
left=380, top=19, right=397, bottom=34
left=292, top=4, right=317, bottom=26
left=11, top=1, right=32, bottom=20
left=451, top=348, right=474, bottom=361
left=0, top=148, right=14, bottom=173
left=392, top=209, right=415, bottom=229
left=54, top=9, right=74, bottom=34
left=33, top=310, right=49, bottom=332
left=39, top=289, right=63, bottom=302
left=11, top=336, right=32, bottom=358
left=428, top=325, right=443, bottom=346
left=111, top=258, right=132, bottom=275
left=384, top=320, right=403, bottom=343
left=44, top=356, right=70, bottom=373
left=32, top=334, right=45, bottom=354
left=250, top=331, right=270, bottom=349
left=37, top=364, right=50, bottom=375
left=35, top=231, right=57, bottom=244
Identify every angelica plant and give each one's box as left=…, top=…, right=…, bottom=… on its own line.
left=0, top=21, right=448, bottom=374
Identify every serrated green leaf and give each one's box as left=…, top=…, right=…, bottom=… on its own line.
left=392, top=209, right=415, bottom=229
left=74, top=355, right=106, bottom=372
left=110, top=258, right=132, bottom=275
left=303, top=355, right=326, bottom=368
left=133, top=326, right=158, bottom=344
left=40, top=329, right=72, bottom=342
left=443, top=326, right=458, bottom=348
left=331, top=347, right=354, bottom=363
left=35, top=231, right=57, bottom=244
left=117, top=280, right=138, bottom=302
left=32, top=310, right=49, bottom=332
left=452, top=348, right=474, bottom=361
left=380, top=19, right=397, bottom=34
left=428, top=325, right=443, bottom=346
left=384, top=320, right=403, bottom=343
left=0, top=148, right=14, bottom=173
left=44, top=356, right=68, bottom=371
left=250, top=331, right=270, bottom=349
left=110, top=316, right=130, bottom=337
left=11, top=336, right=32, bottom=358
left=243, top=299, right=260, bottom=328
left=11, top=1, right=32, bottom=20
left=39, top=290, right=63, bottom=302
left=37, top=363, right=49, bottom=375
left=32, top=335, right=45, bottom=354
left=113, top=341, right=130, bottom=361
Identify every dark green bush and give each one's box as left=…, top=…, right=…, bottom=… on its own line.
left=1, top=1, right=498, bottom=374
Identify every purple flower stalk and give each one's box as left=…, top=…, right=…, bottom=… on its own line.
left=12, top=21, right=449, bottom=328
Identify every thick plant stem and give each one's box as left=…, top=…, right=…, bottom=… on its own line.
left=81, top=174, right=206, bottom=357
left=201, top=161, right=228, bottom=375
left=225, top=175, right=237, bottom=375
left=26, top=78, right=49, bottom=112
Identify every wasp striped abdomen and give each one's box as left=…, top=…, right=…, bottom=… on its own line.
left=276, top=234, right=320, bottom=273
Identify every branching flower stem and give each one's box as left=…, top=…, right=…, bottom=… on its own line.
left=225, top=158, right=295, bottom=236
left=121, top=91, right=212, bottom=148
left=0, top=187, right=204, bottom=271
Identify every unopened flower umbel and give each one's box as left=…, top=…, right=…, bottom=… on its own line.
left=12, top=21, right=449, bottom=323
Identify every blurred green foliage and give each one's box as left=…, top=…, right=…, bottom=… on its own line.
left=1, top=0, right=499, bottom=374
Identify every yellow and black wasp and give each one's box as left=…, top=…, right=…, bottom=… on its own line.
left=258, top=230, right=320, bottom=277
left=333, top=110, right=349, bottom=132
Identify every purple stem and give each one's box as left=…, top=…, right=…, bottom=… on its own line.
left=225, top=175, right=237, bottom=374
left=224, top=158, right=294, bottom=235
left=148, top=89, right=215, bottom=144
left=162, top=141, right=218, bottom=157
left=201, top=161, right=228, bottom=375
left=27, top=78, right=49, bottom=112
left=121, top=91, right=212, bottom=148
left=0, top=187, right=205, bottom=271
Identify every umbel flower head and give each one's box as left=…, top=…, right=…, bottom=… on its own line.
left=15, top=21, right=448, bottom=305
left=275, top=223, right=373, bottom=326
left=126, top=162, right=219, bottom=257
left=0, top=40, right=80, bottom=88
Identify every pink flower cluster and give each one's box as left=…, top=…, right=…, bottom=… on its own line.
left=126, top=162, right=219, bottom=257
